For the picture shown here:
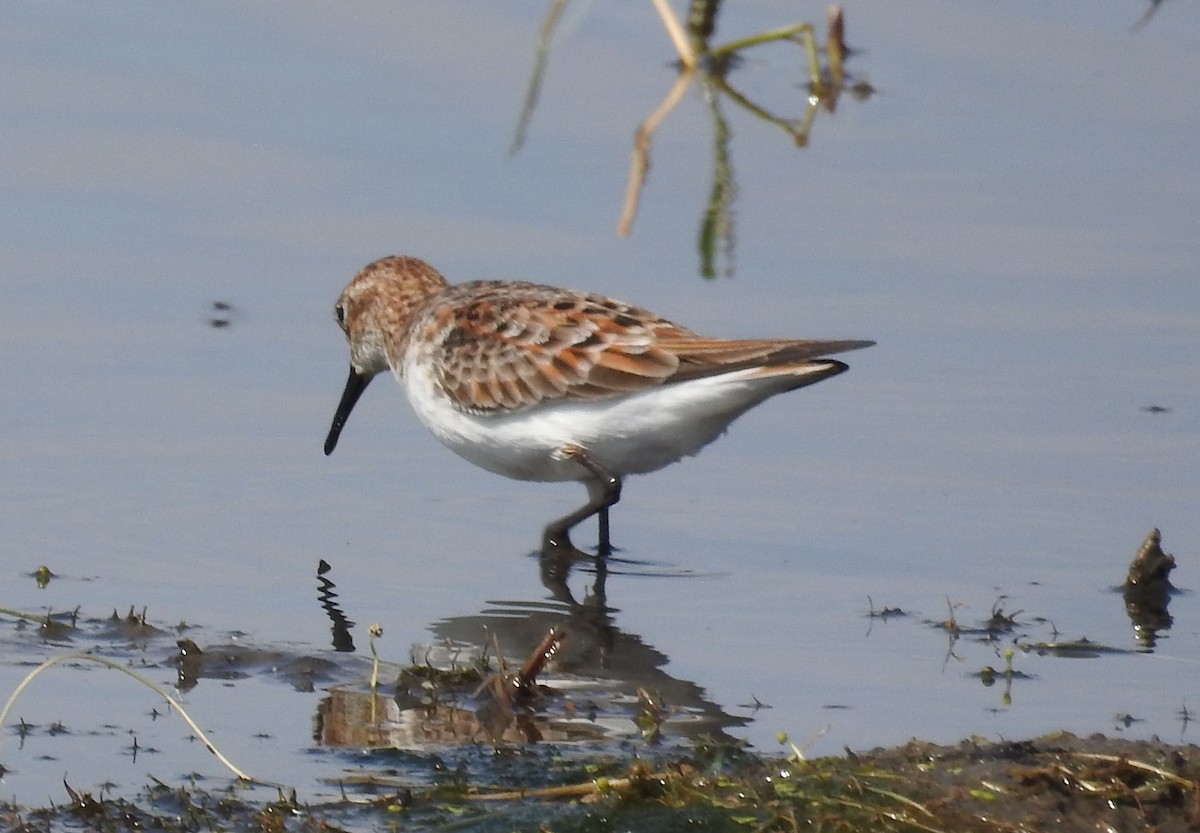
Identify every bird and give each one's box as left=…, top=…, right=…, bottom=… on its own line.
left=324, top=256, right=872, bottom=554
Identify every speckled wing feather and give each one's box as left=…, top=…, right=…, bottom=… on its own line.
left=422, top=281, right=873, bottom=414
left=662, top=336, right=876, bottom=381
left=424, top=281, right=690, bottom=413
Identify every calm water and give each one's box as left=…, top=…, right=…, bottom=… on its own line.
left=2, top=0, right=1199, bottom=804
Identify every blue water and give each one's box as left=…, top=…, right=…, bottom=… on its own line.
left=2, top=0, right=1198, bottom=804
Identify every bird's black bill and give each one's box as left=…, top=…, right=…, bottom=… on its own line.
left=324, top=368, right=372, bottom=455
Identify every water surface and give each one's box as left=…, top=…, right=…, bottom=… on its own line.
left=2, top=0, right=1199, bottom=804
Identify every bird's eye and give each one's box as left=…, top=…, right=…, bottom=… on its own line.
left=335, top=303, right=346, bottom=326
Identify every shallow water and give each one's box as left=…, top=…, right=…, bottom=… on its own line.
left=2, top=0, right=1199, bottom=806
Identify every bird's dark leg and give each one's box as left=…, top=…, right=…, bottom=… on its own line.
left=597, top=507, right=611, bottom=556
left=542, top=445, right=622, bottom=556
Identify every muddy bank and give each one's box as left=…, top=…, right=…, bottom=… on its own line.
left=3, top=731, right=1197, bottom=832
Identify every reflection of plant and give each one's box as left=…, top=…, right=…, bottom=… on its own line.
left=515, top=1, right=874, bottom=277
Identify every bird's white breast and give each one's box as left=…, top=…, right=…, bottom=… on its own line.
left=399, top=352, right=797, bottom=483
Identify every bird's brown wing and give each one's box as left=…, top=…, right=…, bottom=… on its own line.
left=422, top=280, right=872, bottom=412
left=423, top=281, right=688, bottom=412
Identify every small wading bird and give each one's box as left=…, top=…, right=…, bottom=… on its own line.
left=325, top=256, right=872, bottom=554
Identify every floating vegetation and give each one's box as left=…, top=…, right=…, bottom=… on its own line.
left=866, top=595, right=907, bottom=621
